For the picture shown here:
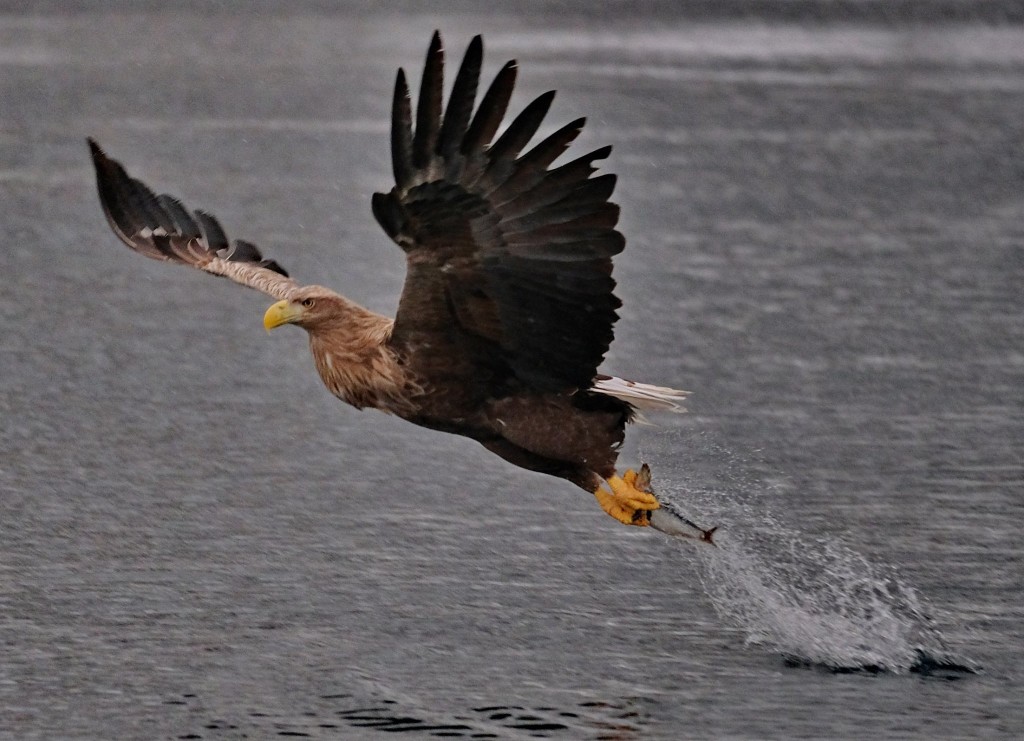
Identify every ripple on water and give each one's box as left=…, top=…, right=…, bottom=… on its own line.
left=167, top=691, right=655, bottom=739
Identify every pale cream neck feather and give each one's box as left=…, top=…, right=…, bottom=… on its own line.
left=306, top=311, right=418, bottom=414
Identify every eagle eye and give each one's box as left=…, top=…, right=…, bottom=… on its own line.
left=301, top=298, right=315, bottom=308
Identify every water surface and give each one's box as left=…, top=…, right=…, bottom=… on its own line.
left=1, top=4, right=1022, bottom=739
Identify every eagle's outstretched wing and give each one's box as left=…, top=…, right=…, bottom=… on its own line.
left=88, top=138, right=298, bottom=301
left=373, top=33, right=624, bottom=393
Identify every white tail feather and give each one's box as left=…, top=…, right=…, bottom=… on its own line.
left=591, top=376, right=690, bottom=418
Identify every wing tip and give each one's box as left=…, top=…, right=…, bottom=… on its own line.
left=87, top=136, right=120, bottom=181
left=428, top=29, right=443, bottom=57
left=86, top=136, right=103, bottom=159
left=88, top=141, right=291, bottom=280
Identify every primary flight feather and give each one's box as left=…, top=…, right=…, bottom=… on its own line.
left=89, top=31, right=705, bottom=532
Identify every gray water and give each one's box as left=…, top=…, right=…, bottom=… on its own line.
left=2, top=3, right=1023, bottom=739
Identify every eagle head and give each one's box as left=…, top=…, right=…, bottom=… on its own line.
left=263, top=286, right=348, bottom=332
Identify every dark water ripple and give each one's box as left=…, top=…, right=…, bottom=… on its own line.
left=165, top=691, right=651, bottom=739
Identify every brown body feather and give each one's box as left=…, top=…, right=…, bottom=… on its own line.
left=88, top=32, right=674, bottom=503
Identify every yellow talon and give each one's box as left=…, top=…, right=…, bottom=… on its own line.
left=594, top=464, right=660, bottom=527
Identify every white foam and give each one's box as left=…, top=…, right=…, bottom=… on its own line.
left=643, top=431, right=966, bottom=673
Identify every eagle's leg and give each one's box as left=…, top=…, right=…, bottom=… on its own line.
left=593, top=463, right=661, bottom=527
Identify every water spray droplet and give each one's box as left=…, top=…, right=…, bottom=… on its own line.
left=643, top=428, right=975, bottom=674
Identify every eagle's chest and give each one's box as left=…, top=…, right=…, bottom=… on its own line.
left=311, top=344, right=410, bottom=414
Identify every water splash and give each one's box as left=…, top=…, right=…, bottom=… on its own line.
left=642, top=429, right=974, bottom=675
left=692, top=519, right=960, bottom=673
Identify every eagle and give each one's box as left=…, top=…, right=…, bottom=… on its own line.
left=89, top=32, right=714, bottom=540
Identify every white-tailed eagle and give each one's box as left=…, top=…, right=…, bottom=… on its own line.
left=89, top=32, right=713, bottom=540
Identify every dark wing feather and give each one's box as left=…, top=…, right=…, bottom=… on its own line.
left=89, top=138, right=296, bottom=299
left=412, top=31, right=444, bottom=171
left=375, top=34, right=625, bottom=394
left=480, top=90, right=555, bottom=185
left=390, top=70, right=415, bottom=191
left=462, top=60, right=517, bottom=157
left=437, top=34, right=481, bottom=163
left=157, top=194, right=202, bottom=239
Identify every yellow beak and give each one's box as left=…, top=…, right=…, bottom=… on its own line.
left=263, top=300, right=302, bottom=331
